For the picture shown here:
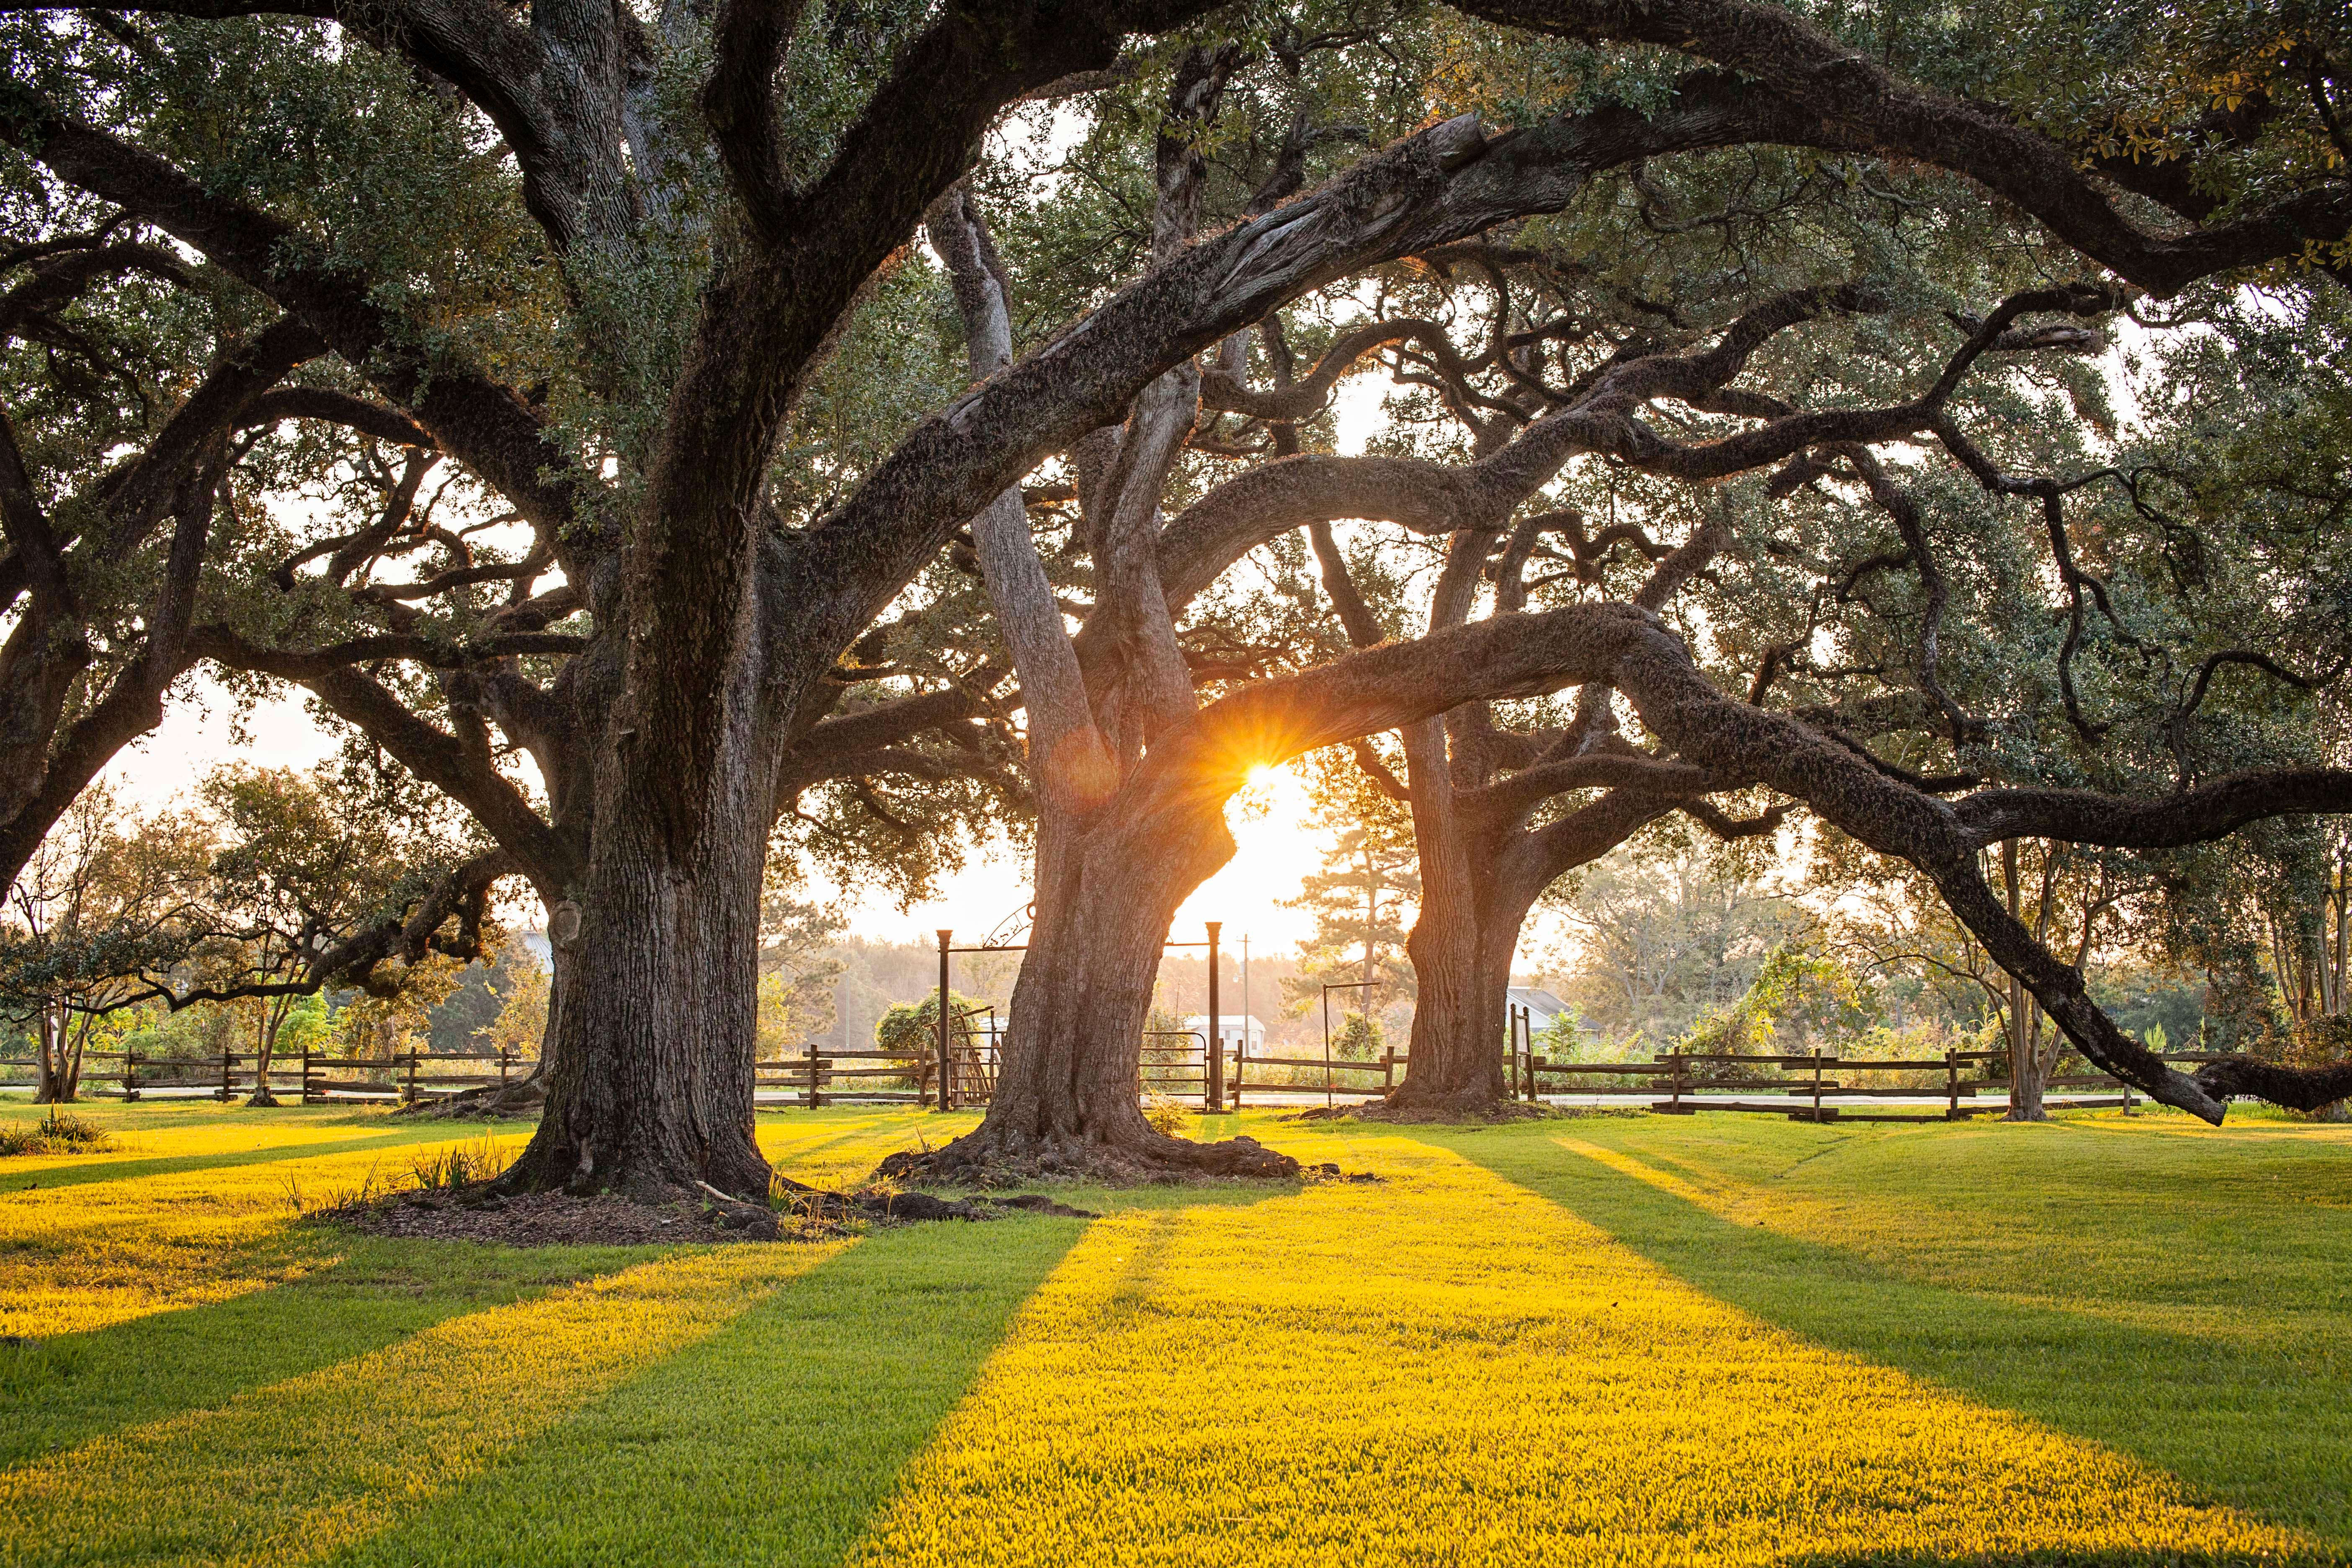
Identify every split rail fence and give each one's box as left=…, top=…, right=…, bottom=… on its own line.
left=0, top=1047, right=530, bottom=1103
left=0, top=1030, right=2215, bottom=1123
left=1519, top=1047, right=2225, bottom=1122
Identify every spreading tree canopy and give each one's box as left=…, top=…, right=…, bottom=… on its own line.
left=2, top=0, right=2349, bottom=1190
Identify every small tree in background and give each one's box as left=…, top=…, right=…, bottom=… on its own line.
left=1285, top=744, right=1420, bottom=1032
left=481, top=962, right=549, bottom=1067
left=0, top=786, right=211, bottom=1101
left=1333, top=1010, right=1384, bottom=1063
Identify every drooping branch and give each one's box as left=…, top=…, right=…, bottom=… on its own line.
left=1452, top=0, right=2352, bottom=296
left=1950, top=769, right=2352, bottom=851
left=781, top=76, right=1871, bottom=700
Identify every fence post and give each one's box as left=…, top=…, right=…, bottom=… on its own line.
left=805, top=1039, right=820, bottom=1110
left=1671, top=1051, right=1685, bottom=1112
left=124, top=1050, right=141, bottom=1103
left=1322, top=1008, right=1335, bottom=1111
left=1945, top=1049, right=1959, bottom=1120
left=1381, top=1045, right=1395, bottom=1093
left=1811, top=1048, right=1823, bottom=1122
left=936, top=929, right=953, bottom=1112
left=499, top=1047, right=511, bottom=1095
left=1523, top=1008, right=1538, bottom=1103
left=403, top=1050, right=420, bottom=1105
left=220, top=1048, right=233, bottom=1103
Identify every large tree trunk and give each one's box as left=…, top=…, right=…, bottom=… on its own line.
left=1395, top=913, right=1515, bottom=1111
left=1390, top=723, right=1511, bottom=1112
left=501, top=686, right=775, bottom=1199
left=885, top=788, right=1297, bottom=1183
left=1391, top=770, right=1680, bottom=1114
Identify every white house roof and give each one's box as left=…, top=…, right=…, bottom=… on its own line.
left=1506, top=987, right=1567, bottom=1019
left=1181, top=1014, right=1266, bottom=1034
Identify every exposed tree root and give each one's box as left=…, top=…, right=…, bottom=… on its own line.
left=392, top=1078, right=548, bottom=1120
left=244, top=1088, right=281, bottom=1108
left=1287, top=1099, right=1575, bottom=1125
left=876, top=1126, right=1301, bottom=1187
left=325, top=1184, right=813, bottom=1246
left=770, top=1174, right=1096, bottom=1223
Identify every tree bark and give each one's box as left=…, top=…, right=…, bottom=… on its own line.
left=500, top=685, right=776, bottom=1198
left=886, top=783, right=1296, bottom=1182
left=246, top=999, right=284, bottom=1108
left=1392, top=719, right=1511, bottom=1111
left=31, top=1008, right=75, bottom=1105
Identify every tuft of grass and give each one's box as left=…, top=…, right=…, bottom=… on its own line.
left=1142, top=1087, right=1189, bottom=1137
left=407, top=1130, right=521, bottom=1191
left=0, top=1111, right=116, bottom=1158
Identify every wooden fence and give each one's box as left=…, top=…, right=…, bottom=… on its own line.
left=0, top=1035, right=2212, bottom=1121
left=0, top=1047, right=531, bottom=1103
left=1520, top=1047, right=2224, bottom=1122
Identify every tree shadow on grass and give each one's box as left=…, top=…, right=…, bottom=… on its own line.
left=322, top=1214, right=1096, bottom=1568
left=0, top=1236, right=645, bottom=1469
left=0, top=1130, right=472, bottom=1196
left=1439, top=1130, right=2352, bottom=1553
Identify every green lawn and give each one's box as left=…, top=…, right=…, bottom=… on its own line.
left=0, top=1099, right=2344, bottom=1565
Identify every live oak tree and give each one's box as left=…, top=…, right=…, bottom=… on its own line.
left=6, top=0, right=2352, bottom=1190
left=907, top=0, right=2352, bottom=1164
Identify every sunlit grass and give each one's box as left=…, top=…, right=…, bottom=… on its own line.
left=0, top=1244, right=837, bottom=1568
left=1436, top=1109, right=2352, bottom=1544
left=0, top=1105, right=2343, bottom=1565
left=0, top=1108, right=511, bottom=1336
left=855, top=1124, right=2335, bottom=1567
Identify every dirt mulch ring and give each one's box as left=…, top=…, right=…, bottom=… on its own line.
left=320, top=1185, right=1100, bottom=1248
left=322, top=1189, right=802, bottom=1247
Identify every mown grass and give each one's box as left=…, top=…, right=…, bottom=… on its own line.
left=0, top=1101, right=2341, bottom=1566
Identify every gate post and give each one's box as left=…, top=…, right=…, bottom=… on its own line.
left=936, top=930, right=953, bottom=1112
left=1204, top=923, right=1222, bottom=1115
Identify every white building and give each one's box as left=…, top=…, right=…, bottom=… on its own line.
left=1182, top=1014, right=1268, bottom=1055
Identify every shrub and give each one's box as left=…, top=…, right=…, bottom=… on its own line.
left=0, top=1111, right=117, bottom=1157
left=1143, top=1088, right=1189, bottom=1136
